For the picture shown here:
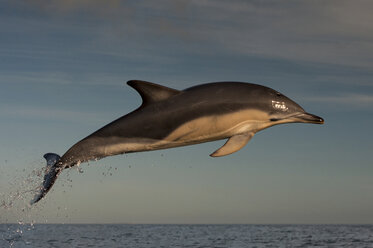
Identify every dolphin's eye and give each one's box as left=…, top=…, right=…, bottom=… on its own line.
left=276, top=92, right=282, bottom=97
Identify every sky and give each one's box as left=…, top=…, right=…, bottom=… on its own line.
left=0, top=0, right=373, bottom=224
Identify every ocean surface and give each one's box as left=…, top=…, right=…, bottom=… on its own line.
left=1, top=224, right=373, bottom=248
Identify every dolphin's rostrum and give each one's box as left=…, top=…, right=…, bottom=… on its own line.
left=31, top=80, right=324, bottom=204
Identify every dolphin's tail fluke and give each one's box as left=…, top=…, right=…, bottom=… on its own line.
left=30, top=153, right=62, bottom=205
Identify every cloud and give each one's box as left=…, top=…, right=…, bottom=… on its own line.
left=0, top=71, right=125, bottom=86
left=20, top=0, right=124, bottom=16
left=186, top=0, right=373, bottom=68
left=11, top=0, right=373, bottom=70
left=0, top=105, right=109, bottom=123
left=304, top=93, right=373, bottom=107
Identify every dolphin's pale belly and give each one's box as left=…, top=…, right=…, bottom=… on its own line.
left=96, top=109, right=271, bottom=157
left=163, top=109, right=270, bottom=142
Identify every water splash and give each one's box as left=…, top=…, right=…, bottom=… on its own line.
left=0, top=159, right=46, bottom=247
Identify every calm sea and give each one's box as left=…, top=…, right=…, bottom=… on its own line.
left=1, top=224, right=373, bottom=248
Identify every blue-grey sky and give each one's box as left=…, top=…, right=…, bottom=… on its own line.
left=1, top=0, right=373, bottom=224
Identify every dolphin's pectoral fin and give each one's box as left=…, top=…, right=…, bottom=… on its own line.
left=127, top=80, right=181, bottom=106
left=210, top=132, right=254, bottom=157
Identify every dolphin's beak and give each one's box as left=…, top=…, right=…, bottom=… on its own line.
left=294, top=112, right=324, bottom=124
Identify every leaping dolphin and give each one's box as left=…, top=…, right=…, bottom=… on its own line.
left=31, top=80, right=324, bottom=204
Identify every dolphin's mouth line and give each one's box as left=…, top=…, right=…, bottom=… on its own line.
left=294, top=112, right=324, bottom=124
left=271, top=112, right=324, bottom=124
left=286, top=112, right=324, bottom=124
left=270, top=112, right=302, bottom=122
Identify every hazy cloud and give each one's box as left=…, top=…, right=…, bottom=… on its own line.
left=0, top=105, right=108, bottom=123
left=188, top=0, right=373, bottom=68
left=13, top=0, right=373, bottom=69
left=305, top=93, right=373, bottom=107
left=21, top=0, right=124, bottom=16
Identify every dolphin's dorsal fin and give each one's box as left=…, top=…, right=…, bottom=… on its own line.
left=210, top=132, right=254, bottom=157
left=127, top=80, right=181, bottom=106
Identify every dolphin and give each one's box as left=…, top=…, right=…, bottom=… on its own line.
left=31, top=80, right=324, bottom=204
